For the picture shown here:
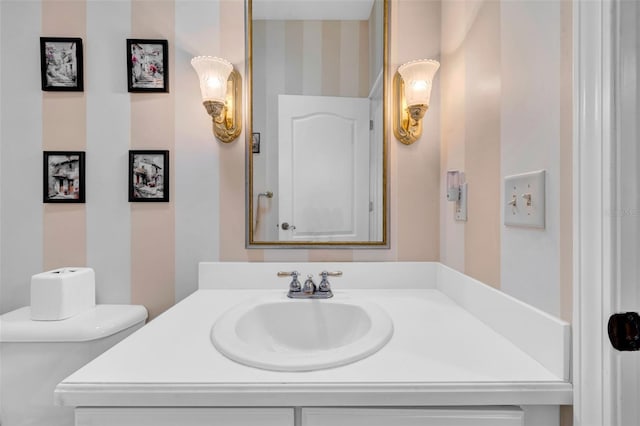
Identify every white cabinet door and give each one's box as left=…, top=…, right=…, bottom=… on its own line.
left=75, top=407, right=294, bottom=426
left=301, top=408, right=523, bottom=426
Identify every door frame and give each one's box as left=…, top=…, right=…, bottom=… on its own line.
left=573, top=0, right=623, bottom=425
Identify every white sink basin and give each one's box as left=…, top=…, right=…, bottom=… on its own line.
left=211, top=294, right=393, bottom=371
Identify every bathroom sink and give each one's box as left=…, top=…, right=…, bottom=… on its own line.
left=211, top=294, right=393, bottom=371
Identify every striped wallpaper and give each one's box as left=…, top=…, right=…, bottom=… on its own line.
left=0, top=0, right=441, bottom=319
left=129, top=0, right=176, bottom=319
left=254, top=19, right=371, bottom=99
left=438, top=0, right=573, bottom=321
left=1, top=0, right=570, bottom=330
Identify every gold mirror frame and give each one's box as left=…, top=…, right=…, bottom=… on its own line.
left=245, top=0, right=389, bottom=248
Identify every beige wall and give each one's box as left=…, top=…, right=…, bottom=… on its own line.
left=0, top=0, right=442, bottom=318
left=462, top=0, right=501, bottom=289
left=438, top=5, right=572, bottom=423
left=0, top=1, right=574, bottom=422
left=1, top=0, right=570, bottom=329
left=439, top=0, right=572, bottom=319
left=440, top=0, right=504, bottom=289
left=254, top=19, right=370, bottom=99
left=41, top=0, right=87, bottom=272
left=129, top=0, right=177, bottom=321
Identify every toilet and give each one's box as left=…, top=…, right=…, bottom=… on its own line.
left=0, top=304, right=147, bottom=426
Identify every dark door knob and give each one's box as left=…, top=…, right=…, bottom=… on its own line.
left=281, top=222, right=290, bottom=230
left=608, top=312, right=640, bottom=351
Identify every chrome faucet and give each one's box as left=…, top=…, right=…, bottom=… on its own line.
left=278, top=271, right=301, bottom=297
left=278, top=270, right=342, bottom=299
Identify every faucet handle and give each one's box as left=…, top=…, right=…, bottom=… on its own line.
left=317, top=270, right=341, bottom=296
left=278, top=271, right=301, bottom=294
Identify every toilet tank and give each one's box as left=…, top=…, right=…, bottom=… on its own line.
left=0, top=305, right=147, bottom=426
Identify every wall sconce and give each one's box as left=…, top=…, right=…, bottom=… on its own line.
left=393, top=59, right=440, bottom=145
left=446, top=170, right=467, bottom=221
left=191, top=56, right=242, bottom=143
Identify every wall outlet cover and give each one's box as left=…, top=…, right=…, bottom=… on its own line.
left=504, top=170, right=545, bottom=228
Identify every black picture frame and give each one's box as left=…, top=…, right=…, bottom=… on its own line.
left=129, top=150, right=169, bottom=202
left=40, top=37, right=84, bottom=91
left=252, top=132, right=261, bottom=154
left=126, top=39, right=169, bottom=93
left=43, top=151, right=86, bottom=203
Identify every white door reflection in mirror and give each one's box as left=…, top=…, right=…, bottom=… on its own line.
left=248, top=0, right=387, bottom=246
left=278, top=95, right=370, bottom=242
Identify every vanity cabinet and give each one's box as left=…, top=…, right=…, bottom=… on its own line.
left=74, top=408, right=294, bottom=426
left=74, top=407, right=526, bottom=426
left=301, top=408, right=524, bottom=426
left=58, top=264, right=570, bottom=426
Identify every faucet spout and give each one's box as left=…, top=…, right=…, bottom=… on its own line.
left=302, top=275, right=316, bottom=295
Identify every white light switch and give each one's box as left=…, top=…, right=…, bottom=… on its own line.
left=504, top=170, right=545, bottom=228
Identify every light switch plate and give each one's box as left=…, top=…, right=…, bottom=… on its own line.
left=504, top=170, right=545, bottom=228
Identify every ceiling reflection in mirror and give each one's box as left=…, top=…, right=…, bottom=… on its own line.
left=247, top=0, right=388, bottom=247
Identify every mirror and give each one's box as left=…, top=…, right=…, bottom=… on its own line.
left=246, top=0, right=388, bottom=247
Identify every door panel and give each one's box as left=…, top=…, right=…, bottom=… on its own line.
left=301, top=408, right=523, bottom=426
left=278, top=95, right=370, bottom=242
left=76, top=408, right=294, bottom=426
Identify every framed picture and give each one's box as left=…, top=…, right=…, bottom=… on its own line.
left=40, top=37, right=84, bottom=91
left=126, top=39, right=169, bottom=92
left=129, top=150, right=169, bottom=202
left=252, top=132, right=261, bottom=154
left=43, top=151, right=85, bottom=203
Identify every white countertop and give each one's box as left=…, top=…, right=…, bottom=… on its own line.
left=56, top=287, right=572, bottom=407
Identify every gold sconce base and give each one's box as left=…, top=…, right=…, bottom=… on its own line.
left=203, top=70, right=242, bottom=143
left=392, top=71, right=427, bottom=145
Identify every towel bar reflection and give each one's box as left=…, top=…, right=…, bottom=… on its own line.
left=253, top=191, right=273, bottom=234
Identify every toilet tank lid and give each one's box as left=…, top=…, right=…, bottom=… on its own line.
left=0, top=305, right=148, bottom=342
